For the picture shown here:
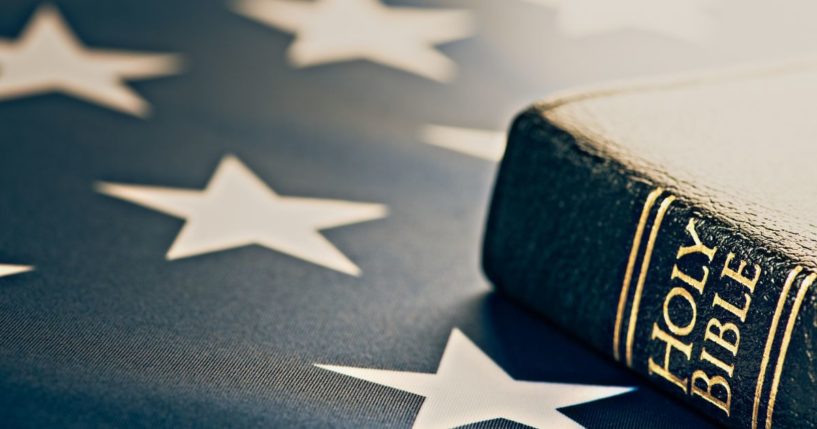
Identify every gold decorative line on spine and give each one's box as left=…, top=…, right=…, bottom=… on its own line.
left=625, top=194, right=676, bottom=367
left=765, top=272, right=817, bottom=429
left=751, top=266, right=802, bottom=429
left=613, top=187, right=664, bottom=361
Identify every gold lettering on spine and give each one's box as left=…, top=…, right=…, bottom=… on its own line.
left=648, top=324, right=692, bottom=392
left=691, top=370, right=732, bottom=415
left=704, top=318, right=739, bottom=355
left=712, top=292, right=751, bottom=322
left=614, top=188, right=664, bottom=361
left=700, top=348, right=735, bottom=376
left=671, top=264, right=709, bottom=294
left=626, top=195, right=676, bottom=367
left=676, top=219, right=717, bottom=261
left=662, top=287, right=697, bottom=336
left=722, top=252, right=761, bottom=293
left=751, top=267, right=802, bottom=429
left=765, top=273, right=817, bottom=429
left=630, top=208, right=816, bottom=423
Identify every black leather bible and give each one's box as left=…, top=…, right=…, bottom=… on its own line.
left=483, top=61, right=817, bottom=429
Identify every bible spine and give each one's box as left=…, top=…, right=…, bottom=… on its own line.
left=483, top=109, right=817, bottom=429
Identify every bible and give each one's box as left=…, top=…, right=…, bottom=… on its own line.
left=483, top=60, right=817, bottom=429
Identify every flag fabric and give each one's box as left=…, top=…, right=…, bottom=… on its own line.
left=0, top=0, right=811, bottom=427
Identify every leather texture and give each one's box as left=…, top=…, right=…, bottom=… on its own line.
left=542, top=59, right=817, bottom=268
left=484, top=60, right=817, bottom=429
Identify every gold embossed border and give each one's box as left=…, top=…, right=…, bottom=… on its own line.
left=751, top=267, right=817, bottom=429
left=612, top=187, right=675, bottom=367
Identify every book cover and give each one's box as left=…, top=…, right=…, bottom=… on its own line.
left=484, top=60, right=817, bottom=429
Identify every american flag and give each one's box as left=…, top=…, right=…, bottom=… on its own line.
left=0, top=0, right=810, bottom=427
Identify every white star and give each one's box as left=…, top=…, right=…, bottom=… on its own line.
left=0, top=264, right=33, bottom=278
left=527, top=0, right=714, bottom=42
left=318, top=328, right=633, bottom=428
left=95, top=155, right=387, bottom=276
left=231, top=0, right=475, bottom=82
left=0, top=4, right=182, bottom=116
left=420, top=125, right=506, bottom=161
